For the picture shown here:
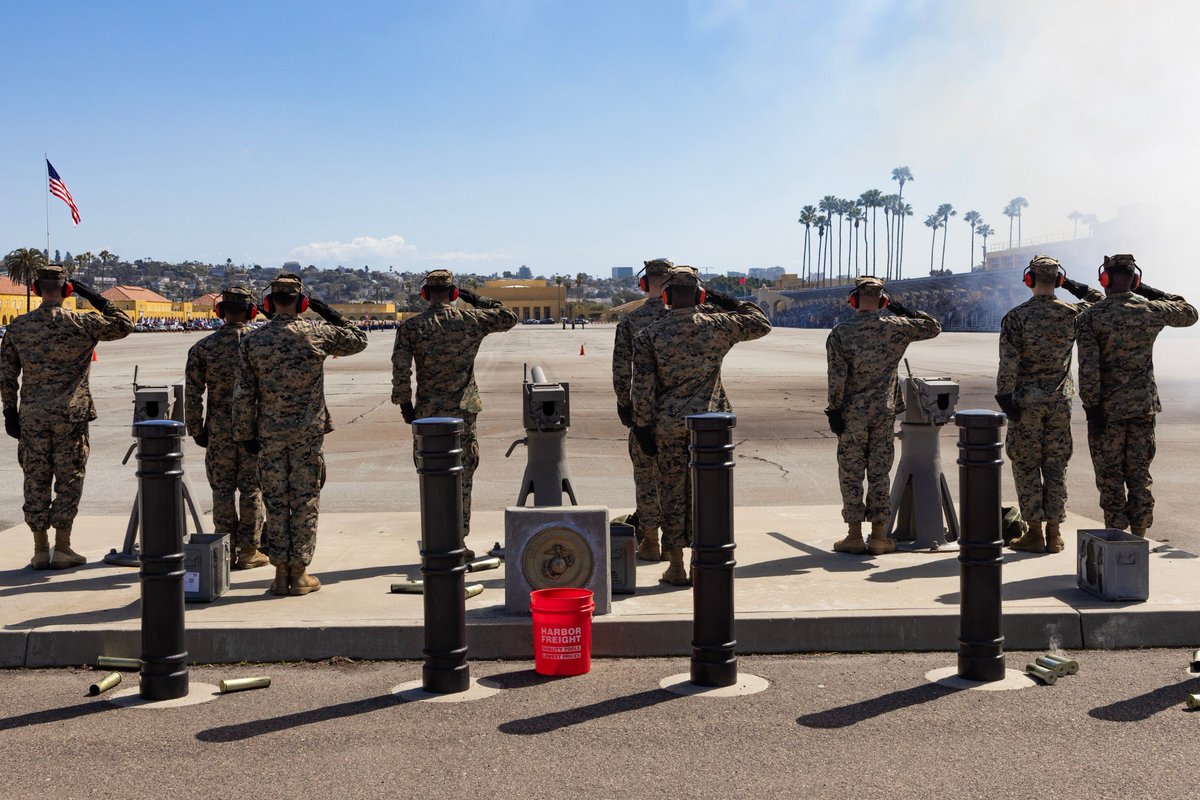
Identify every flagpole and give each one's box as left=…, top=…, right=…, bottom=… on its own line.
left=44, top=154, right=51, bottom=261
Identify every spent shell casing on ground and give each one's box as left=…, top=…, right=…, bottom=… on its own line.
left=89, top=672, right=122, bottom=695
left=465, top=583, right=484, bottom=599
left=390, top=581, right=424, bottom=594
left=219, top=676, right=271, bottom=693
left=1190, top=649, right=1200, bottom=671
left=1035, top=656, right=1069, bottom=677
left=96, top=656, right=140, bottom=671
left=1042, top=653, right=1080, bottom=674
left=466, top=556, right=501, bottom=572
left=1186, top=694, right=1200, bottom=710
left=1026, top=664, right=1057, bottom=685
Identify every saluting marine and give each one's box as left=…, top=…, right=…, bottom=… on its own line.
left=826, top=276, right=940, bottom=556
left=612, top=258, right=671, bottom=561
left=1075, top=254, right=1197, bottom=537
left=391, top=269, right=518, bottom=556
left=1, top=265, right=133, bottom=569
left=233, top=273, right=367, bottom=596
left=631, top=267, right=772, bottom=586
left=185, top=286, right=267, bottom=570
left=996, top=256, right=1103, bottom=554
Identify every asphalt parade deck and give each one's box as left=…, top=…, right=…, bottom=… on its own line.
left=2, top=506, right=1197, bottom=667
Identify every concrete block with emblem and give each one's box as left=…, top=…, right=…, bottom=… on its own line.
left=505, top=506, right=610, bottom=615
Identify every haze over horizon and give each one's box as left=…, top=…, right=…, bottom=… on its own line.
left=3, top=1, right=1198, bottom=282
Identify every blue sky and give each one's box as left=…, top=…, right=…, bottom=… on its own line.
left=3, top=1, right=1199, bottom=278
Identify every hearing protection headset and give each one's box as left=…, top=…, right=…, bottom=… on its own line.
left=848, top=288, right=888, bottom=309
left=661, top=283, right=706, bottom=306
left=263, top=291, right=310, bottom=314
left=420, top=282, right=460, bottom=302
left=638, top=269, right=649, bottom=292
left=1098, top=259, right=1141, bottom=291
left=1023, top=265, right=1066, bottom=288
left=32, top=278, right=73, bottom=298
left=216, top=300, right=258, bottom=321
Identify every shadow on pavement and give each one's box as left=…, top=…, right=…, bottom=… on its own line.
left=1087, top=675, right=1200, bottom=722
left=481, top=668, right=561, bottom=690
left=796, top=682, right=964, bottom=729
left=0, top=565, right=136, bottom=598
left=0, top=699, right=116, bottom=732
left=731, top=532, right=878, bottom=579
left=498, top=688, right=681, bottom=735
left=936, top=574, right=1133, bottom=606
left=6, top=599, right=140, bottom=630
left=196, top=694, right=404, bottom=742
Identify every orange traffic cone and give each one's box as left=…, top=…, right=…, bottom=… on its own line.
left=580, top=344, right=586, bottom=356
left=91, top=350, right=97, bottom=362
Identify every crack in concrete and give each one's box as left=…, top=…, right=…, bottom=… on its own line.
left=736, top=443, right=791, bottom=478
left=342, top=399, right=391, bottom=427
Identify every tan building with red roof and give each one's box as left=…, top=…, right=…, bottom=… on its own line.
left=102, top=285, right=193, bottom=322
left=0, top=276, right=81, bottom=324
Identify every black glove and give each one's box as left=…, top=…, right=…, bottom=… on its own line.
left=995, top=393, right=1021, bottom=423
left=457, top=288, right=482, bottom=306
left=617, top=403, right=634, bottom=427
left=825, top=408, right=845, bottom=436
left=1084, top=406, right=1106, bottom=439
left=71, top=281, right=117, bottom=313
left=633, top=425, right=658, bottom=456
left=1061, top=277, right=1092, bottom=300
left=887, top=298, right=914, bottom=317
left=400, top=400, right=416, bottom=424
left=308, top=297, right=347, bottom=325
left=3, top=407, right=19, bottom=440
left=1133, top=283, right=1178, bottom=302
left=193, top=430, right=209, bottom=448
left=705, top=289, right=740, bottom=312
left=241, top=439, right=261, bottom=455
left=256, top=303, right=273, bottom=320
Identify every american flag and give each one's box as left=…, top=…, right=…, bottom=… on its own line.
left=47, top=159, right=81, bottom=225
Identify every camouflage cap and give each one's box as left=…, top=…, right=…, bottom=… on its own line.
left=854, top=275, right=884, bottom=294
left=666, top=265, right=700, bottom=287
left=643, top=258, right=674, bottom=276
left=1028, top=255, right=1062, bottom=277
left=269, top=271, right=304, bottom=294
left=221, top=285, right=255, bottom=303
left=36, top=264, right=69, bottom=282
left=423, top=269, right=455, bottom=288
left=1103, top=253, right=1137, bottom=273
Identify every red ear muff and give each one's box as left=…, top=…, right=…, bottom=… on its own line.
left=264, top=294, right=275, bottom=314
left=420, top=285, right=429, bottom=301
left=880, top=292, right=889, bottom=309
left=448, top=286, right=459, bottom=302
left=661, top=288, right=670, bottom=305
left=247, top=303, right=258, bottom=321
left=62, top=281, right=73, bottom=298
left=297, top=294, right=310, bottom=313
left=1023, top=268, right=1035, bottom=288
left=1098, top=264, right=1110, bottom=288
left=216, top=301, right=226, bottom=319
left=639, top=275, right=649, bottom=292
left=1131, top=266, right=1142, bottom=291
left=848, top=290, right=859, bottom=309
left=32, top=282, right=42, bottom=297
left=696, top=287, right=706, bottom=305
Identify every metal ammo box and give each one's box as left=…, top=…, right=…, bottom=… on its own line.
left=1077, top=528, right=1149, bottom=602
left=184, top=532, right=230, bottom=603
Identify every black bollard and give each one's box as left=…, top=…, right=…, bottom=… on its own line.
left=687, top=412, right=738, bottom=688
left=135, top=420, right=189, bottom=701
left=955, top=409, right=1006, bottom=682
left=415, top=418, right=470, bottom=694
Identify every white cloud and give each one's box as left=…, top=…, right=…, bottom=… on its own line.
left=288, top=235, right=513, bottom=268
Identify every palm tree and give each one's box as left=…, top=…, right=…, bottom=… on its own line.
left=848, top=202, right=864, bottom=276
left=815, top=218, right=827, bottom=286
left=924, top=214, right=942, bottom=274
left=962, top=211, right=982, bottom=269
left=895, top=201, right=912, bottom=279
left=891, top=167, right=914, bottom=276
left=798, top=205, right=819, bottom=282
left=1007, top=197, right=1029, bottom=246
left=976, top=223, right=995, bottom=267
left=1067, top=210, right=1083, bottom=239
left=1003, top=200, right=1018, bottom=249
left=936, top=203, right=957, bottom=272
left=1084, top=213, right=1099, bottom=237
left=4, top=248, right=47, bottom=312
left=882, top=194, right=899, bottom=280
left=859, top=189, right=884, bottom=273
left=818, top=196, right=839, bottom=282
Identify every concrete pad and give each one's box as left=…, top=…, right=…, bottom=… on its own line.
left=659, top=672, right=771, bottom=697
left=925, top=666, right=1037, bottom=691
left=109, top=682, right=221, bottom=708
left=392, top=677, right=502, bottom=703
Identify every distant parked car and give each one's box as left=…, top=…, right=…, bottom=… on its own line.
left=522, top=318, right=540, bottom=325
left=0, top=326, right=6, bottom=338
left=539, top=317, right=556, bottom=324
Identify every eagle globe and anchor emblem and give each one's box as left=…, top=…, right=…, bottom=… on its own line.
left=522, top=526, right=594, bottom=589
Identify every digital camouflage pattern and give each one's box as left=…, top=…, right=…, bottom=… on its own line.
left=185, top=321, right=263, bottom=548
left=998, top=287, right=1103, bottom=523
left=826, top=307, right=941, bottom=523
left=1076, top=289, right=1197, bottom=529
left=1, top=299, right=133, bottom=531
left=233, top=314, right=367, bottom=566
left=631, top=301, right=771, bottom=550
left=613, top=294, right=668, bottom=538
left=391, top=298, right=517, bottom=535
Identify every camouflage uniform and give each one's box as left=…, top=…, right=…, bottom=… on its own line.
left=232, top=276, right=367, bottom=569
left=997, top=258, right=1103, bottom=525
left=826, top=279, right=940, bottom=526
left=185, top=287, right=264, bottom=552
left=612, top=259, right=671, bottom=548
left=631, top=269, right=771, bottom=556
left=391, top=270, right=518, bottom=538
left=1076, top=257, right=1197, bottom=531
left=0, top=266, right=133, bottom=562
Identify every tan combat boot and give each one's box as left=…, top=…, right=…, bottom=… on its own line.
left=234, top=547, right=270, bottom=570
left=49, top=528, right=86, bottom=569
left=289, top=565, right=321, bottom=596
left=833, top=521, right=867, bottom=554
left=636, top=530, right=662, bottom=562
left=660, top=548, right=691, bottom=586
left=30, top=530, right=51, bottom=570
left=1044, top=521, right=1064, bottom=554
left=1130, top=526, right=1147, bottom=539
left=867, top=521, right=896, bottom=555
left=269, top=563, right=290, bottom=596
left=1008, top=520, right=1046, bottom=553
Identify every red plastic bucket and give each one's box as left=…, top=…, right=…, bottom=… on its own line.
left=530, top=588, right=595, bottom=676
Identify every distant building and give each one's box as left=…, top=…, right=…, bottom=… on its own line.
left=980, top=237, right=1101, bottom=274
left=282, top=261, right=302, bottom=271
left=611, top=266, right=634, bottom=279
left=479, top=278, right=566, bottom=321
left=517, top=265, right=533, bottom=279
left=103, top=285, right=193, bottom=321
left=727, top=271, right=747, bottom=279
left=0, top=276, right=81, bottom=324
left=749, top=266, right=785, bottom=281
